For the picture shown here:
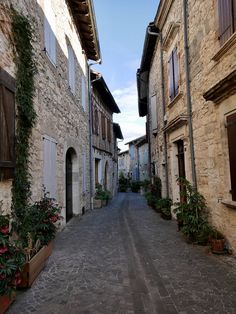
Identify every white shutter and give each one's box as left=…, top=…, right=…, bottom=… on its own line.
left=151, top=95, right=157, bottom=130
left=43, top=136, right=57, bottom=199
left=44, top=0, right=56, bottom=64
left=82, top=151, right=86, bottom=192
left=68, top=45, right=76, bottom=94
left=81, top=76, right=86, bottom=110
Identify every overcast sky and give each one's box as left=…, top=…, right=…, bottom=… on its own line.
left=93, top=0, right=159, bottom=152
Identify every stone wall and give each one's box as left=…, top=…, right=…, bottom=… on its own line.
left=0, top=0, right=91, bottom=221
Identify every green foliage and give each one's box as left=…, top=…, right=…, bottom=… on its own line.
left=173, top=178, right=209, bottom=243
left=118, top=172, right=129, bottom=192
left=95, top=184, right=111, bottom=201
left=0, top=215, right=25, bottom=296
left=156, top=198, right=172, bottom=216
left=150, top=176, right=162, bottom=199
left=15, top=189, right=63, bottom=259
left=140, top=180, right=150, bottom=192
left=130, top=181, right=141, bottom=193
left=10, top=9, right=37, bottom=216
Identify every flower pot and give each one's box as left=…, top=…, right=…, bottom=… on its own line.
left=19, top=242, right=52, bottom=288
left=0, top=292, right=16, bottom=314
left=210, top=238, right=225, bottom=253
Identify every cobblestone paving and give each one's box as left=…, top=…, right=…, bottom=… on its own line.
left=7, top=193, right=236, bottom=314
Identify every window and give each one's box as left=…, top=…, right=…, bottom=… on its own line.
left=226, top=113, right=236, bottom=201
left=218, top=0, right=236, bottom=45
left=68, top=44, right=76, bottom=94
left=150, top=94, right=157, bottom=130
left=82, top=151, right=86, bottom=192
left=93, top=107, right=99, bottom=135
left=81, top=76, right=86, bottom=110
left=43, top=135, right=57, bottom=199
left=101, top=113, right=106, bottom=140
left=44, top=0, right=56, bottom=64
left=107, top=119, right=111, bottom=142
left=168, top=47, right=179, bottom=101
left=0, top=69, right=15, bottom=180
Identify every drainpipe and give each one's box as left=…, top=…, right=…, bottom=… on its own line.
left=88, top=59, right=101, bottom=210
left=183, top=0, right=197, bottom=189
left=147, top=27, right=169, bottom=197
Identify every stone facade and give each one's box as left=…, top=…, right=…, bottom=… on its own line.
left=138, top=0, right=236, bottom=252
left=0, top=0, right=100, bottom=223
left=91, top=73, right=122, bottom=201
left=118, top=150, right=130, bottom=178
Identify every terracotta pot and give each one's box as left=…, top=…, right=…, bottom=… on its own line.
left=211, top=238, right=225, bottom=253
left=0, top=292, right=16, bottom=314
left=19, top=242, right=52, bottom=288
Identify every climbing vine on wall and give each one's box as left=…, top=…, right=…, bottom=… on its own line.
left=10, top=8, right=37, bottom=219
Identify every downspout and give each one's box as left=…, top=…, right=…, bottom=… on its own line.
left=147, top=27, right=169, bottom=197
left=88, top=59, right=101, bottom=210
left=183, top=0, right=197, bottom=189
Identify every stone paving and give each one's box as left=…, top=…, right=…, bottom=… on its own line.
left=7, top=192, right=236, bottom=314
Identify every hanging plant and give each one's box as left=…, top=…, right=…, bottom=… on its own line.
left=10, top=8, right=37, bottom=219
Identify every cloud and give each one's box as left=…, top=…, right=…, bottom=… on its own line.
left=112, top=82, right=146, bottom=152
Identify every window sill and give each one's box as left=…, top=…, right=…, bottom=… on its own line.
left=221, top=200, right=236, bottom=210
left=168, top=92, right=183, bottom=108
left=212, top=32, right=236, bottom=62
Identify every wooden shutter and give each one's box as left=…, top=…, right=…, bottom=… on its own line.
left=94, top=108, right=99, bottom=135
left=150, top=95, right=157, bottom=130
left=233, top=0, right=236, bottom=31
left=81, top=76, right=86, bottom=110
left=44, top=0, right=56, bottom=64
left=173, top=47, right=179, bottom=97
left=168, top=54, right=174, bottom=100
left=0, top=69, right=15, bottom=180
left=68, top=45, right=75, bottom=94
left=107, top=119, right=111, bottom=142
left=101, top=114, right=106, bottom=139
left=218, top=0, right=233, bottom=45
left=227, top=113, right=236, bottom=201
left=82, top=151, right=86, bottom=192
left=43, top=136, right=57, bottom=199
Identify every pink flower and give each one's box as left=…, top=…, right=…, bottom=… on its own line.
left=0, top=226, right=9, bottom=234
left=0, top=246, right=8, bottom=254
left=50, top=215, right=58, bottom=223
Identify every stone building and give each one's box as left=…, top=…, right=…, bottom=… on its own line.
left=91, top=71, right=123, bottom=200
left=137, top=0, right=236, bottom=252
left=118, top=150, right=130, bottom=178
left=125, top=135, right=149, bottom=182
left=0, top=0, right=100, bottom=223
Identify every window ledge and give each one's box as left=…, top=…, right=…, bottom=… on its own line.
left=222, top=200, right=236, bottom=210
left=212, top=32, right=236, bottom=62
left=168, top=92, right=183, bottom=108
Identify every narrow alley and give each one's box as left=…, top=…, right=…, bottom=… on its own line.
left=8, top=193, right=236, bottom=314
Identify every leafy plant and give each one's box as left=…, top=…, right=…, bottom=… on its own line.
left=173, top=177, right=209, bottom=243
left=157, top=198, right=172, bottom=215
left=0, top=214, right=25, bottom=296
left=140, top=180, right=150, bottom=192
left=118, top=172, right=129, bottom=192
left=95, top=184, right=111, bottom=201
left=150, top=176, right=162, bottom=199
left=130, top=181, right=141, bottom=193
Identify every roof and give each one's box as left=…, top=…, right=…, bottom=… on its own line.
left=137, top=22, right=159, bottom=117
left=67, top=0, right=101, bottom=61
left=118, top=149, right=129, bottom=156
left=91, top=72, right=120, bottom=113
left=125, top=135, right=146, bottom=146
left=113, top=123, right=123, bottom=140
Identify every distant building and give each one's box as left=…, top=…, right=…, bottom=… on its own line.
left=125, top=135, right=149, bottom=181
left=118, top=150, right=130, bottom=178
left=91, top=71, right=123, bottom=200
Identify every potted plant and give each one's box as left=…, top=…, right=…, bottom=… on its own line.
left=16, top=190, right=63, bottom=288
left=130, top=181, right=141, bottom=193
left=209, top=228, right=226, bottom=253
left=94, top=184, right=111, bottom=208
left=0, top=214, right=25, bottom=313
left=118, top=172, right=129, bottom=192
left=157, top=198, right=172, bottom=220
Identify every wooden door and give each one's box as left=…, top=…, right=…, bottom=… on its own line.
left=66, top=150, right=73, bottom=222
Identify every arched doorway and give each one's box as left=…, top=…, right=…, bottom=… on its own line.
left=66, top=148, right=76, bottom=222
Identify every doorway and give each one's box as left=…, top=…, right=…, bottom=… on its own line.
left=66, top=148, right=75, bottom=222
left=176, top=140, right=186, bottom=202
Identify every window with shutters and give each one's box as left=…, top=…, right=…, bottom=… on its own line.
left=150, top=94, right=157, bottom=130
left=218, top=0, right=236, bottom=45
left=0, top=69, right=15, bottom=181
left=226, top=113, right=236, bottom=201
left=101, top=113, right=106, bottom=140
left=107, top=119, right=111, bottom=142
left=168, top=47, right=179, bottom=101
left=43, top=135, right=57, bottom=199
left=67, top=44, right=76, bottom=94
left=44, top=0, right=56, bottom=64
left=81, top=75, right=86, bottom=110
left=93, top=107, right=99, bottom=135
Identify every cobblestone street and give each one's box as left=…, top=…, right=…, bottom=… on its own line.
left=7, top=193, right=236, bottom=314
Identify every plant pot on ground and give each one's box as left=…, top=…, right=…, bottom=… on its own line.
left=208, top=228, right=226, bottom=253
left=94, top=184, right=111, bottom=207
left=157, top=198, right=172, bottom=219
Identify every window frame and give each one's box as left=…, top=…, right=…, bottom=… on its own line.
left=168, top=46, right=179, bottom=102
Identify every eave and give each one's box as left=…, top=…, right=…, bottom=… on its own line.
left=67, top=0, right=101, bottom=61
left=113, top=123, right=123, bottom=140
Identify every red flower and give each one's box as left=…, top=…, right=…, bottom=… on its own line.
left=50, top=215, right=58, bottom=223
left=0, top=246, right=8, bottom=254
left=0, top=226, right=9, bottom=234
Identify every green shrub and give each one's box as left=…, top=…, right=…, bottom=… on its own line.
left=130, top=181, right=141, bottom=193
left=95, top=184, right=111, bottom=201
left=119, top=172, right=129, bottom=192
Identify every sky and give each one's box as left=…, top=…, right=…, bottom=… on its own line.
left=93, top=0, right=160, bottom=152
